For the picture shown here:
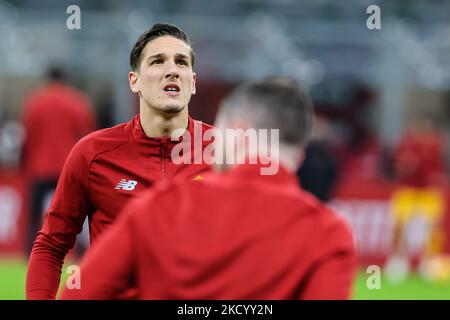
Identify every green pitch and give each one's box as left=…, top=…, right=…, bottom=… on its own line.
left=1, top=258, right=449, bottom=300
left=353, top=269, right=450, bottom=299
left=0, top=258, right=72, bottom=300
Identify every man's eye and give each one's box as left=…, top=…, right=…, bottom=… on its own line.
left=177, top=60, right=188, bottom=66
left=151, top=59, right=162, bottom=65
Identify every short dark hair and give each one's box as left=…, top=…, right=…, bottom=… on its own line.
left=130, top=23, right=195, bottom=71
left=219, top=76, right=314, bottom=147
left=46, top=66, right=67, bottom=82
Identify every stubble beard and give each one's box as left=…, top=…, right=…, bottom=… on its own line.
left=160, top=104, right=184, bottom=114
left=141, top=93, right=185, bottom=115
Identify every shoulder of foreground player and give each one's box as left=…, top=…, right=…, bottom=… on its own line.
left=314, top=203, right=355, bottom=248
left=291, top=188, right=354, bottom=241
left=121, top=179, right=188, bottom=225
left=135, top=177, right=210, bottom=215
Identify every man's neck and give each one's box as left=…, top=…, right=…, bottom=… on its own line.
left=139, top=105, right=189, bottom=138
left=213, top=146, right=301, bottom=175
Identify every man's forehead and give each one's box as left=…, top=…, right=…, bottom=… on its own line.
left=142, top=36, right=191, bottom=57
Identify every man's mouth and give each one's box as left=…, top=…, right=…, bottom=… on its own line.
left=163, top=84, right=180, bottom=96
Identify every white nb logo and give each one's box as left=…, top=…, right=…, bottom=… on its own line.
left=115, top=179, right=138, bottom=191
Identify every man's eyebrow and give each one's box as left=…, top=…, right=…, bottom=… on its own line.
left=174, top=53, right=190, bottom=60
left=146, top=53, right=190, bottom=63
left=147, top=53, right=166, bottom=61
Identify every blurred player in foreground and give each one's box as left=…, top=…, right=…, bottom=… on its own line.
left=61, top=77, right=357, bottom=300
left=26, top=23, right=213, bottom=299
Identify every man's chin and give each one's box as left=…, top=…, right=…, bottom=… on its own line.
left=157, top=104, right=184, bottom=114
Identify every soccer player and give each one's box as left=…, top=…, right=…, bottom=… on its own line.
left=385, top=117, right=447, bottom=281
left=26, top=23, right=213, bottom=299
left=61, top=77, right=357, bottom=300
left=20, top=66, right=97, bottom=255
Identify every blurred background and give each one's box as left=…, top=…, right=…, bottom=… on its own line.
left=0, top=0, right=449, bottom=299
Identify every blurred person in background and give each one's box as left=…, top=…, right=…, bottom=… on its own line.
left=20, top=66, right=97, bottom=255
left=297, top=113, right=338, bottom=202
left=393, top=115, right=447, bottom=188
left=61, top=77, right=357, bottom=300
left=386, top=114, right=448, bottom=282
left=26, top=23, right=213, bottom=300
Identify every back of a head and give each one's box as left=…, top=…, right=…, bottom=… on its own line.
left=217, top=76, right=314, bottom=148
left=46, top=66, right=67, bottom=83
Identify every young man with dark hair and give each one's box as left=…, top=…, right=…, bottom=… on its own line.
left=26, top=23, right=213, bottom=299
left=61, top=77, right=357, bottom=300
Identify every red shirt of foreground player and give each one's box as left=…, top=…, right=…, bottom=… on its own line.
left=61, top=163, right=357, bottom=300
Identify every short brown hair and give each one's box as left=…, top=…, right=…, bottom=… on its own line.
left=130, top=23, right=195, bottom=71
left=219, top=76, right=314, bottom=147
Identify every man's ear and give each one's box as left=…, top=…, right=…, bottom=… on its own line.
left=128, top=71, right=140, bottom=93
left=191, top=72, right=197, bottom=95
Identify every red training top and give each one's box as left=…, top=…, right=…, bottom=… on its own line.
left=26, top=114, right=213, bottom=299
left=21, top=82, right=97, bottom=179
left=394, top=129, right=447, bottom=187
left=61, top=163, right=357, bottom=300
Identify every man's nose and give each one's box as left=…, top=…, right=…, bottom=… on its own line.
left=164, top=61, right=179, bottom=79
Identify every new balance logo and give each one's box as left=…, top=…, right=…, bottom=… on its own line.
left=115, top=179, right=138, bottom=191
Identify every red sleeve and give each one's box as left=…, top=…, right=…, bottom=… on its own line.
left=301, top=213, right=357, bottom=300
left=60, top=203, right=136, bottom=300
left=26, top=139, right=94, bottom=300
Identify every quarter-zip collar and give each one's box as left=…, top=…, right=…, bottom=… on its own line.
left=128, top=114, right=196, bottom=158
